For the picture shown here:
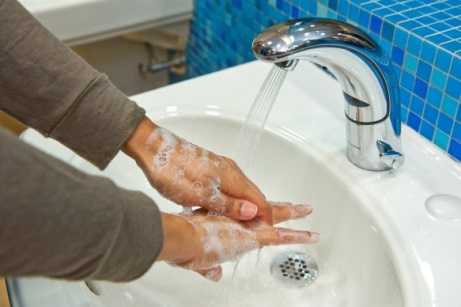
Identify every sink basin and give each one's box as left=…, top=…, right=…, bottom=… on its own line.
left=86, top=116, right=404, bottom=307
left=15, top=61, right=461, bottom=307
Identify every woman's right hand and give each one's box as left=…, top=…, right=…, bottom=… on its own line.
left=123, top=117, right=273, bottom=223
left=158, top=202, right=317, bottom=281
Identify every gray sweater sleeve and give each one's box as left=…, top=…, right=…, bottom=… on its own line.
left=0, top=0, right=164, bottom=281
left=0, top=128, right=163, bottom=281
left=0, top=0, right=145, bottom=169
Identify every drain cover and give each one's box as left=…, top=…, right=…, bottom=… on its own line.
left=270, top=251, right=319, bottom=288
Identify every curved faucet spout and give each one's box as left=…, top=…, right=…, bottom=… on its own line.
left=252, top=18, right=403, bottom=171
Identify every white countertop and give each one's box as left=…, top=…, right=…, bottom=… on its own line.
left=19, top=0, right=193, bottom=44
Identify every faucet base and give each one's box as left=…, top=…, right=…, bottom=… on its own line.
left=347, top=142, right=404, bottom=172
left=347, top=146, right=391, bottom=172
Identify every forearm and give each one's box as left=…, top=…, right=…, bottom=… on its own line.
left=0, top=0, right=145, bottom=169
left=0, top=129, right=163, bottom=281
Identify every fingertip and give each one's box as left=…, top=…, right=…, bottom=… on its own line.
left=239, top=201, right=258, bottom=220
left=294, top=204, right=313, bottom=216
left=275, top=229, right=320, bottom=245
left=309, top=232, right=320, bottom=243
left=201, top=266, right=223, bottom=282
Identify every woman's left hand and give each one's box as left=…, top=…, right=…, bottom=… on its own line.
left=159, top=201, right=316, bottom=282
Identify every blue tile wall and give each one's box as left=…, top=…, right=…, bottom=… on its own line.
left=187, top=0, right=461, bottom=161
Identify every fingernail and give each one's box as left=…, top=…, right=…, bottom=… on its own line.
left=280, top=231, right=317, bottom=243
left=240, top=202, right=258, bottom=219
left=205, top=271, right=220, bottom=282
left=294, top=204, right=313, bottom=215
left=309, top=232, right=320, bottom=243
left=204, top=267, right=222, bottom=282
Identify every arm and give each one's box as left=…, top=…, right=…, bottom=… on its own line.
left=0, top=0, right=144, bottom=169
left=0, top=0, right=274, bottom=222
left=0, top=129, right=162, bottom=281
left=0, top=129, right=316, bottom=282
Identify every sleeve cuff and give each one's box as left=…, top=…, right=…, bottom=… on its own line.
left=49, top=75, right=145, bottom=169
left=91, top=189, right=164, bottom=282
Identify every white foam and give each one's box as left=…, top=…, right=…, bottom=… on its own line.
left=200, top=222, right=259, bottom=265
left=174, top=167, right=186, bottom=182
left=181, top=206, right=194, bottom=216
left=180, top=142, right=198, bottom=163
left=152, top=128, right=178, bottom=169
left=209, top=178, right=221, bottom=202
left=145, top=127, right=161, bottom=146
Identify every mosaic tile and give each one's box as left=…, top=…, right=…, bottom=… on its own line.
left=187, top=0, right=461, bottom=161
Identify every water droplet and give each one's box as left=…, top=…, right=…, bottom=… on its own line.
left=425, top=194, right=461, bottom=222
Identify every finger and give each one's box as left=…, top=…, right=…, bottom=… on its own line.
left=211, top=194, right=259, bottom=221
left=224, top=184, right=272, bottom=224
left=241, top=181, right=272, bottom=221
left=235, top=178, right=273, bottom=224
left=218, top=159, right=273, bottom=224
left=270, top=202, right=313, bottom=224
left=257, top=227, right=319, bottom=246
left=195, top=266, right=223, bottom=282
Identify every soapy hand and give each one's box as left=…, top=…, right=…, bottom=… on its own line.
left=124, top=117, right=272, bottom=223
left=159, top=202, right=317, bottom=281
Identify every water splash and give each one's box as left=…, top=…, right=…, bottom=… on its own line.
left=235, top=65, right=288, bottom=169
left=230, top=65, right=288, bottom=281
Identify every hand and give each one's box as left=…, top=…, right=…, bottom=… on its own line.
left=124, top=117, right=272, bottom=223
left=158, top=202, right=317, bottom=282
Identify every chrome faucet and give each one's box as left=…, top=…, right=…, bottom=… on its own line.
left=252, top=18, right=403, bottom=171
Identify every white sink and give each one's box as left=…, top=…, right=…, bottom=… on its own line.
left=85, top=116, right=404, bottom=307
left=16, top=61, right=461, bottom=307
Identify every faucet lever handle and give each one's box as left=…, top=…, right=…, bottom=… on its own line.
left=377, top=140, right=403, bottom=170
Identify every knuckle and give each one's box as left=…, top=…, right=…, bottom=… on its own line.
left=224, top=198, right=239, bottom=215
left=223, top=157, right=237, bottom=168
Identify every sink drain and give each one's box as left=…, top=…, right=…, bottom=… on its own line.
left=270, top=251, right=319, bottom=288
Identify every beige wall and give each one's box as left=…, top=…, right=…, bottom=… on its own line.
left=73, top=36, right=169, bottom=97
left=1, top=21, right=189, bottom=134
left=72, top=21, right=189, bottom=96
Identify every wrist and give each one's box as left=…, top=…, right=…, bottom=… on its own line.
left=158, top=213, right=202, bottom=264
left=123, top=116, right=158, bottom=163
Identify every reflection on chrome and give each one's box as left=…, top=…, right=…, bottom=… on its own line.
left=252, top=18, right=403, bottom=171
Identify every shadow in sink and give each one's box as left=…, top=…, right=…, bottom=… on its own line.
left=78, top=115, right=404, bottom=307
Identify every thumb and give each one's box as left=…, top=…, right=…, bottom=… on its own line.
left=219, top=195, right=259, bottom=220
